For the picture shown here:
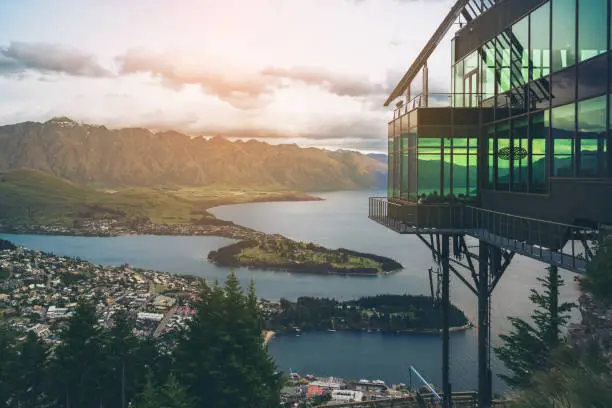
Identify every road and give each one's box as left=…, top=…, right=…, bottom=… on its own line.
left=153, top=305, right=178, bottom=338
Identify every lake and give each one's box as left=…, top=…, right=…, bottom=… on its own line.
left=0, top=190, right=580, bottom=393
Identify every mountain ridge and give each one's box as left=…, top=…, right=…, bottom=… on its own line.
left=0, top=118, right=386, bottom=191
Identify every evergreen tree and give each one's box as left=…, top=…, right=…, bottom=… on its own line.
left=99, top=309, right=144, bottom=408
left=134, top=373, right=159, bottom=408
left=174, top=273, right=282, bottom=407
left=582, top=236, right=612, bottom=302
left=495, top=266, right=574, bottom=388
left=134, top=373, right=194, bottom=408
left=158, top=374, right=194, bottom=408
left=45, top=300, right=107, bottom=408
left=0, top=327, right=17, bottom=407
left=10, top=332, right=50, bottom=408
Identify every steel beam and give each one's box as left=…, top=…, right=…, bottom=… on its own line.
left=478, top=240, right=492, bottom=408
left=441, top=236, right=451, bottom=408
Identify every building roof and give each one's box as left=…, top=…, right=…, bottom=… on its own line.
left=384, top=0, right=471, bottom=106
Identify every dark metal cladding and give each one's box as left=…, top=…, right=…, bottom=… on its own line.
left=454, top=0, right=548, bottom=61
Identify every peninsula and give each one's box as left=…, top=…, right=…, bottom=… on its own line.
left=0, top=169, right=403, bottom=277
left=207, top=236, right=403, bottom=275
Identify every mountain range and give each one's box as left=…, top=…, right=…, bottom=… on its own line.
left=0, top=117, right=386, bottom=191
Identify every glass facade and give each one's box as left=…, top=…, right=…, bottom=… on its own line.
left=387, top=0, right=612, bottom=203
left=386, top=113, right=479, bottom=201
left=552, top=0, right=576, bottom=72
left=578, top=0, right=607, bottom=62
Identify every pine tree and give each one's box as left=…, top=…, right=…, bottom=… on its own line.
left=99, top=309, right=143, bottom=408
left=45, top=300, right=107, bottom=408
left=134, top=373, right=159, bottom=408
left=174, top=273, right=282, bottom=407
left=134, top=373, right=194, bottom=408
left=0, top=327, right=18, bottom=407
left=158, top=374, right=194, bottom=408
left=10, top=332, right=50, bottom=408
left=495, top=266, right=574, bottom=388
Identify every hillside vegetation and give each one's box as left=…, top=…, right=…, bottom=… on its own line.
left=0, top=169, right=313, bottom=226
left=0, top=117, right=386, bottom=190
left=208, top=237, right=403, bottom=275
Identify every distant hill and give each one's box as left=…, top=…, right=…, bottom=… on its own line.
left=367, top=153, right=388, bottom=165
left=0, top=169, right=315, bottom=226
left=0, top=117, right=386, bottom=191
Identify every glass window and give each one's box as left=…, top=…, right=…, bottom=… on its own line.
left=486, top=125, right=495, bottom=189
left=454, top=59, right=465, bottom=107
left=401, top=149, right=409, bottom=199
left=531, top=3, right=550, bottom=80
left=511, top=116, right=529, bottom=192
left=529, top=77, right=551, bottom=111
left=578, top=0, right=607, bottom=62
left=394, top=118, right=402, bottom=137
left=401, top=114, right=409, bottom=132
left=408, top=133, right=418, bottom=201
left=551, top=68, right=576, bottom=107
left=496, top=121, right=511, bottom=190
left=388, top=138, right=395, bottom=198
left=418, top=138, right=442, bottom=148
left=530, top=111, right=549, bottom=193
left=578, top=54, right=608, bottom=100
left=551, top=103, right=575, bottom=177
left=577, top=96, right=607, bottom=176
left=481, top=41, right=496, bottom=101
left=552, top=0, right=576, bottom=72
left=468, top=152, right=478, bottom=196
left=512, top=16, right=530, bottom=88
left=497, top=32, right=512, bottom=93
left=452, top=141, right=468, bottom=197
left=443, top=152, right=452, bottom=196
left=417, top=148, right=441, bottom=196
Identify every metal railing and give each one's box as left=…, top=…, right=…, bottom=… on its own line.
left=393, top=93, right=488, bottom=118
left=466, top=206, right=596, bottom=271
left=369, top=197, right=597, bottom=273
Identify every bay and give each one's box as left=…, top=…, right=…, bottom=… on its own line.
left=0, top=190, right=581, bottom=393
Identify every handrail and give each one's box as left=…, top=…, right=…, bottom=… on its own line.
left=369, top=197, right=597, bottom=273
left=465, top=206, right=594, bottom=230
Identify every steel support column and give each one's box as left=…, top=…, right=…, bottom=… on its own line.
left=478, top=240, right=491, bottom=408
left=441, top=235, right=451, bottom=408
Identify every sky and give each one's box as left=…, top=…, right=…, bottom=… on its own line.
left=0, top=0, right=456, bottom=153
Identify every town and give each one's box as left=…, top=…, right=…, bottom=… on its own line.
left=0, top=240, right=422, bottom=406
left=0, top=239, right=204, bottom=341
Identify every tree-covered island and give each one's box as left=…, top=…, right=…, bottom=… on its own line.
left=208, top=236, right=403, bottom=276
left=263, top=295, right=471, bottom=333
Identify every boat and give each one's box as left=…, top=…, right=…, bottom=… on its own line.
left=328, top=318, right=336, bottom=332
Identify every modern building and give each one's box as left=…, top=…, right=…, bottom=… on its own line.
left=369, top=0, right=611, bottom=407
left=382, top=0, right=611, bottom=229
left=331, top=390, right=364, bottom=403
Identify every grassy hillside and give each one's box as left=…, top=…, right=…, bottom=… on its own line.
left=0, top=169, right=314, bottom=226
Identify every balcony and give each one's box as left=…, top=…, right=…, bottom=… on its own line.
left=369, top=197, right=469, bottom=234
left=369, top=197, right=597, bottom=274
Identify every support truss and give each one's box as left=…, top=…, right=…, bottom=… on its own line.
left=415, top=233, right=515, bottom=408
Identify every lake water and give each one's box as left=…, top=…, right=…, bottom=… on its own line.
left=0, top=190, right=580, bottom=393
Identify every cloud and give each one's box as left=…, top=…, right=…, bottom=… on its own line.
left=115, top=48, right=396, bottom=110
left=0, top=42, right=112, bottom=77
left=348, top=0, right=442, bottom=3
left=115, top=48, right=280, bottom=110
left=261, top=66, right=387, bottom=98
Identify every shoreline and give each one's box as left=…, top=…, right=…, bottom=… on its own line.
left=272, top=323, right=473, bottom=337
left=263, top=330, right=276, bottom=345
left=0, top=192, right=323, bottom=240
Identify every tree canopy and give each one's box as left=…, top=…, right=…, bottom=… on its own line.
left=0, top=272, right=281, bottom=408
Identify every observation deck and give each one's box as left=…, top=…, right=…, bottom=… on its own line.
left=369, top=197, right=597, bottom=274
